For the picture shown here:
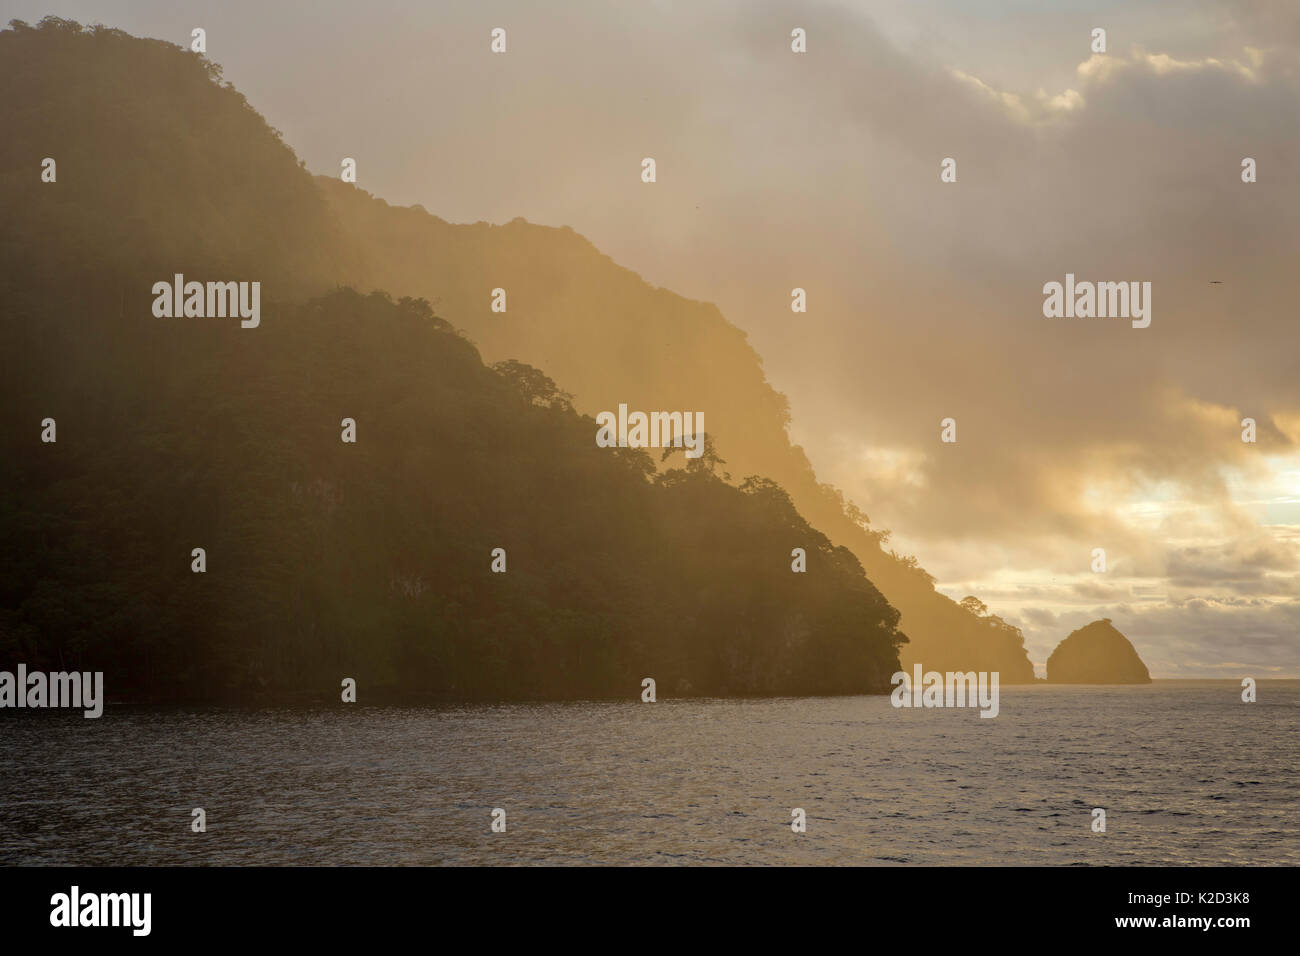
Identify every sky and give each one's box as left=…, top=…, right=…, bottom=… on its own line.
left=5, top=0, right=1297, bottom=676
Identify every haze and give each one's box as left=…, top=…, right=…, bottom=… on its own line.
left=7, top=0, right=1295, bottom=677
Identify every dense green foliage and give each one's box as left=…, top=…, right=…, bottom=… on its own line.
left=0, top=281, right=905, bottom=700
left=0, top=18, right=911, bottom=700
left=0, top=17, right=346, bottom=297
left=1, top=17, right=1036, bottom=688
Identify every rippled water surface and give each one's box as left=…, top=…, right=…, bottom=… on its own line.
left=2, top=682, right=1296, bottom=865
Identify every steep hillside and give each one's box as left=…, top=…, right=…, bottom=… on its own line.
left=320, top=179, right=1036, bottom=681
left=0, top=16, right=1034, bottom=683
left=0, top=18, right=906, bottom=701
left=0, top=17, right=349, bottom=298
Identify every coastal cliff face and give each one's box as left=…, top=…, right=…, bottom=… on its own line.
left=1046, top=620, right=1152, bottom=684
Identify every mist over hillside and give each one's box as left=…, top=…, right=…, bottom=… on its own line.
left=0, top=17, right=1033, bottom=695
left=318, top=152, right=1035, bottom=682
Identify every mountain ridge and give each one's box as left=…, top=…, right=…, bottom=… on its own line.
left=317, top=177, right=1037, bottom=681
left=1, top=16, right=1035, bottom=685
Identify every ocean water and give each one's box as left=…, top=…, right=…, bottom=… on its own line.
left=1, top=682, right=1296, bottom=865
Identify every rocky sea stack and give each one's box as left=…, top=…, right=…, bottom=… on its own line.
left=1046, top=619, right=1152, bottom=684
